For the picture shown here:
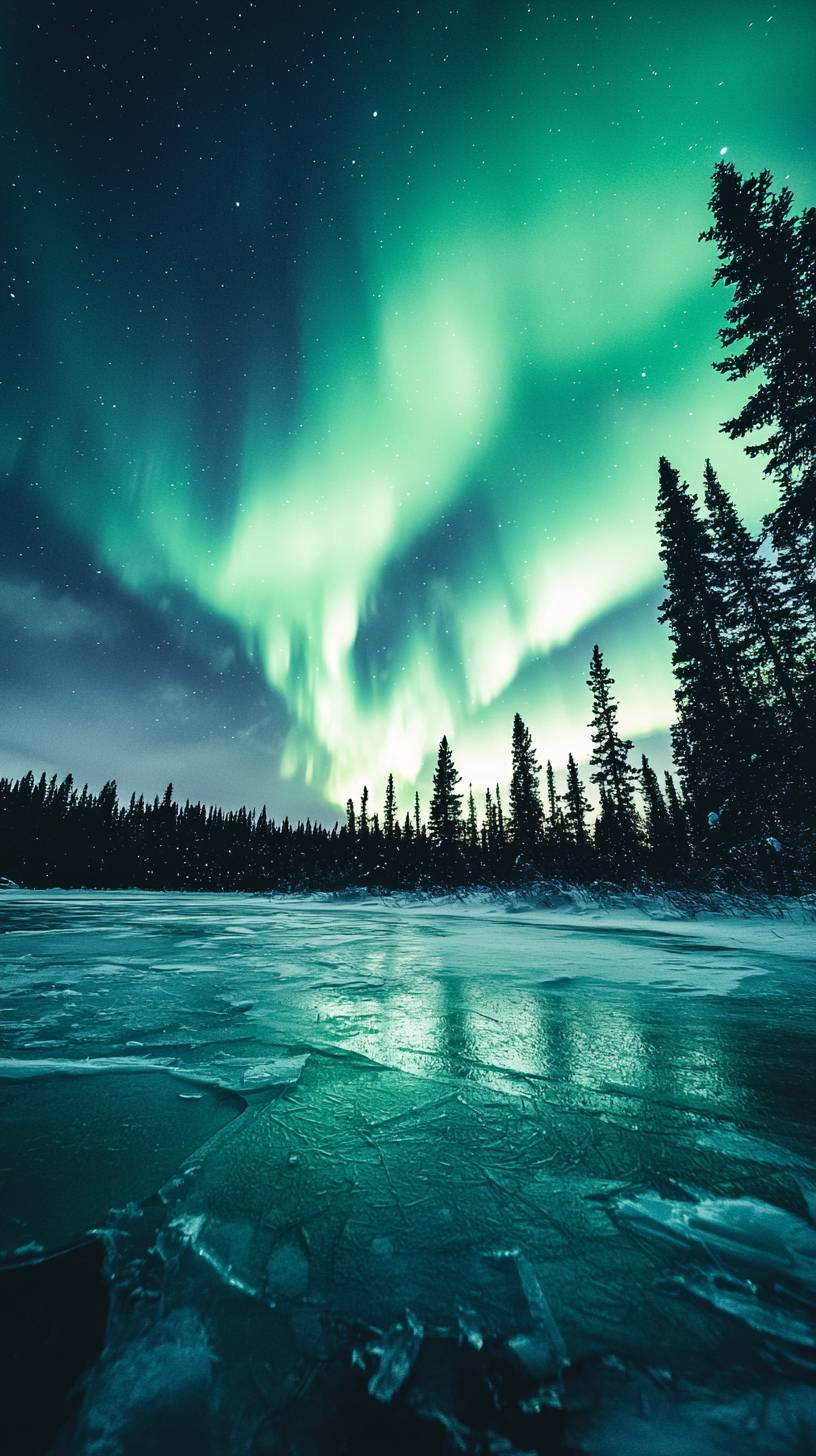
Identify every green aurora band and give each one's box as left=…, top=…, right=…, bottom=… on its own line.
left=4, top=3, right=816, bottom=809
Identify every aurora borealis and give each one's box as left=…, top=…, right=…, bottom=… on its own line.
left=2, top=3, right=815, bottom=816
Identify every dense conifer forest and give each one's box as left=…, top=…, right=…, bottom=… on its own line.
left=2, top=162, right=814, bottom=895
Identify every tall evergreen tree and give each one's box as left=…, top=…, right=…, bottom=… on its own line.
left=701, top=162, right=816, bottom=610
left=544, top=759, right=567, bottom=851
left=640, top=755, right=676, bottom=876
left=656, top=457, right=752, bottom=819
left=466, top=786, right=479, bottom=850
left=494, top=784, right=506, bottom=845
left=664, top=771, right=691, bottom=866
left=587, top=648, right=638, bottom=827
left=563, top=753, right=591, bottom=854
left=359, top=786, right=370, bottom=837
left=509, top=713, right=544, bottom=854
left=383, top=773, right=398, bottom=839
left=703, top=460, right=805, bottom=720
left=484, top=786, right=496, bottom=849
left=428, top=736, right=463, bottom=847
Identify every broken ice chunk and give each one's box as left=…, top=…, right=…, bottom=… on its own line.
left=508, top=1331, right=565, bottom=1384
left=681, top=1270, right=816, bottom=1349
left=515, top=1254, right=569, bottom=1376
left=367, top=1310, right=424, bottom=1402
left=615, top=1191, right=816, bottom=1294
left=456, top=1301, right=484, bottom=1351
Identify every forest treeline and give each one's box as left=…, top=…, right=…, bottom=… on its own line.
left=1, top=161, right=814, bottom=894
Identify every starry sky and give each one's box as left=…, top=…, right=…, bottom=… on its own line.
left=1, top=2, right=815, bottom=819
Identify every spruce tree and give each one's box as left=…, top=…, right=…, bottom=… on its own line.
left=494, top=784, right=505, bottom=844
left=640, top=755, right=676, bottom=877
left=656, top=457, right=752, bottom=821
left=664, top=771, right=691, bottom=866
left=466, top=786, right=479, bottom=850
left=563, top=753, right=591, bottom=854
left=383, top=773, right=398, bottom=838
left=428, top=736, right=463, bottom=847
left=544, top=759, right=566, bottom=854
left=701, top=162, right=816, bottom=609
left=587, top=646, right=641, bottom=872
left=484, top=786, right=496, bottom=848
left=509, top=713, right=544, bottom=854
left=359, top=786, right=369, bottom=836
left=703, top=460, right=804, bottom=719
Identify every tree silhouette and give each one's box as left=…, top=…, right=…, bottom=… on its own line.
left=656, top=457, right=750, bottom=819
left=702, top=161, right=816, bottom=612
left=587, top=647, right=639, bottom=836
left=509, top=713, right=544, bottom=856
left=383, top=773, right=398, bottom=838
left=640, top=755, right=677, bottom=876
left=428, top=736, right=463, bottom=849
left=563, top=753, right=591, bottom=856
left=466, top=786, right=479, bottom=850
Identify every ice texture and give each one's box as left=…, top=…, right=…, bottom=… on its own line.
left=1, top=889, right=815, bottom=1454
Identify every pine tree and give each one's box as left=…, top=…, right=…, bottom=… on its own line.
left=587, top=646, right=641, bottom=872
left=346, top=799, right=356, bottom=837
left=508, top=713, right=544, bottom=854
left=640, top=755, right=676, bottom=876
left=494, top=784, right=505, bottom=845
left=414, top=791, right=422, bottom=839
left=466, top=786, right=479, bottom=850
left=664, top=771, right=691, bottom=866
left=593, top=786, right=618, bottom=871
left=484, top=786, right=496, bottom=848
left=359, top=785, right=369, bottom=837
left=544, top=759, right=566, bottom=853
left=656, top=457, right=752, bottom=821
left=428, top=736, right=463, bottom=847
left=703, top=460, right=804, bottom=719
left=383, top=773, right=398, bottom=838
left=563, top=753, right=591, bottom=854
left=701, top=162, right=816, bottom=610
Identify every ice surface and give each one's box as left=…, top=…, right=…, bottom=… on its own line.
left=1, top=890, right=815, bottom=1453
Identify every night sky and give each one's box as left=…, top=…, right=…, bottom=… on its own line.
left=2, top=2, right=814, bottom=819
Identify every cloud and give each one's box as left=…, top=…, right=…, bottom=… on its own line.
left=0, top=576, right=118, bottom=644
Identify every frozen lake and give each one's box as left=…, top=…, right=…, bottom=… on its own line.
left=1, top=891, right=815, bottom=1454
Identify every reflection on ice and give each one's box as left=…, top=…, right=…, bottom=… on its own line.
left=1, top=891, right=815, bottom=1452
